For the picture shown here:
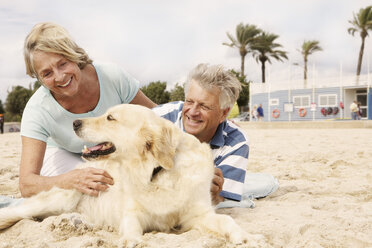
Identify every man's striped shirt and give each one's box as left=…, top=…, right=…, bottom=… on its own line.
left=152, top=101, right=249, bottom=201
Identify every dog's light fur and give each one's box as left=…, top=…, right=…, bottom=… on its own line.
left=0, top=104, right=262, bottom=247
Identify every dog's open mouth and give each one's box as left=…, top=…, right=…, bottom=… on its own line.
left=81, top=142, right=116, bottom=159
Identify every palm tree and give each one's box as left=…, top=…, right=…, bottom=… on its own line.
left=223, top=23, right=261, bottom=77
left=348, top=6, right=372, bottom=76
left=299, top=40, right=322, bottom=80
left=250, top=32, right=288, bottom=83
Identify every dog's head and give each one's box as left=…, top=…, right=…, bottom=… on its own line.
left=73, top=104, right=180, bottom=170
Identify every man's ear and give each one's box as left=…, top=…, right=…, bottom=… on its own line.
left=220, top=107, right=231, bottom=123
left=139, top=121, right=180, bottom=170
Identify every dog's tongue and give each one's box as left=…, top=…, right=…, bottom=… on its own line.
left=88, top=144, right=103, bottom=151
left=82, top=144, right=103, bottom=154
left=81, top=142, right=116, bottom=160
left=82, top=142, right=114, bottom=155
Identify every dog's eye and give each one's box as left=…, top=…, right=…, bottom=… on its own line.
left=107, top=114, right=115, bottom=121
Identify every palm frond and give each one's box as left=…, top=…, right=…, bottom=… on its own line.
left=348, top=6, right=372, bottom=36
left=348, top=27, right=357, bottom=36
left=222, top=42, right=233, bottom=47
left=223, top=32, right=238, bottom=47
left=301, top=40, right=322, bottom=57
left=251, top=32, right=288, bottom=64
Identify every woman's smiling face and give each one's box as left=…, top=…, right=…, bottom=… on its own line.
left=32, top=51, right=82, bottom=99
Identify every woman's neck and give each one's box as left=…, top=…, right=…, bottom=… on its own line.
left=53, top=64, right=100, bottom=114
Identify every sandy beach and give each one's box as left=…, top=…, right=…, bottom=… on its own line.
left=0, top=127, right=371, bottom=248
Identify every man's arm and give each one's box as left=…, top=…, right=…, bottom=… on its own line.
left=211, top=123, right=249, bottom=203
left=211, top=168, right=224, bottom=205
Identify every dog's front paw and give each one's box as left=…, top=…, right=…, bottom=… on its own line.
left=119, top=237, right=142, bottom=248
left=244, top=233, right=267, bottom=247
left=230, top=231, right=266, bottom=247
left=229, top=230, right=246, bottom=245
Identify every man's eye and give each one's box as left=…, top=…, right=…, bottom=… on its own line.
left=107, top=114, right=115, bottom=121
left=201, top=105, right=211, bottom=111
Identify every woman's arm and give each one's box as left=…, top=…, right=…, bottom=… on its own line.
left=19, top=136, right=114, bottom=197
left=130, top=90, right=157, bottom=108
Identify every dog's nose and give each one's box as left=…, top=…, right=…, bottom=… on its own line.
left=73, top=120, right=82, bottom=131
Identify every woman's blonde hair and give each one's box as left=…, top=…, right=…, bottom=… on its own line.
left=185, top=63, right=242, bottom=110
left=24, top=22, right=92, bottom=78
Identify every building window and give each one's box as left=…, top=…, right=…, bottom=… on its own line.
left=356, top=89, right=367, bottom=93
left=293, top=95, right=310, bottom=108
left=318, top=94, right=337, bottom=107
left=270, top=98, right=279, bottom=106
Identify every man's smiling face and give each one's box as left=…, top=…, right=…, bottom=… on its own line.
left=182, top=80, right=229, bottom=143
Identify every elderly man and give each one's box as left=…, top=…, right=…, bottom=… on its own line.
left=153, top=64, right=278, bottom=207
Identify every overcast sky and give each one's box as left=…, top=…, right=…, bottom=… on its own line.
left=0, top=0, right=371, bottom=102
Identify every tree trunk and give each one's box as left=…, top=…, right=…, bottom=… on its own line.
left=357, top=35, right=365, bottom=76
left=261, top=61, right=266, bottom=83
left=304, top=57, right=308, bottom=80
left=240, top=55, right=245, bottom=77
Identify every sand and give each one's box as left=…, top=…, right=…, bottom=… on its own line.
left=0, top=128, right=371, bottom=248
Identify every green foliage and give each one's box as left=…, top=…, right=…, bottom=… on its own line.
left=0, top=100, right=4, bottom=114
left=348, top=5, right=372, bottom=75
left=169, top=83, right=185, bottom=101
left=223, top=23, right=262, bottom=77
left=4, top=81, right=40, bottom=122
left=229, top=69, right=250, bottom=108
left=5, top=86, right=33, bottom=121
left=250, top=32, right=288, bottom=83
left=3, top=112, right=13, bottom=123
left=300, top=40, right=322, bottom=58
left=32, top=81, right=42, bottom=93
left=140, top=81, right=170, bottom=104
left=348, top=5, right=372, bottom=37
left=238, top=83, right=250, bottom=109
left=251, top=32, right=288, bottom=64
left=224, top=23, right=288, bottom=82
left=299, top=40, right=322, bottom=80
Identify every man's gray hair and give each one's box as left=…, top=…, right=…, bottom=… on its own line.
left=185, top=63, right=242, bottom=110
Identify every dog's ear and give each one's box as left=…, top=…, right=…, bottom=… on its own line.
left=139, top=120, right=180, bottom=170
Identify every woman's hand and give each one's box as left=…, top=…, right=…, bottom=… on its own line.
left=62, top=167, right=114, bottom=197
left=211, top=168, right=224, bottom=205
left=19, top=136, right=114, bottom=198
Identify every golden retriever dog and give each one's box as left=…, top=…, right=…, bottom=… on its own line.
left=0, top=104, right=263, bottom=247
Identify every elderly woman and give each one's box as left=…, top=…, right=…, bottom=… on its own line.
left=18, top=22, right=156, bottom=198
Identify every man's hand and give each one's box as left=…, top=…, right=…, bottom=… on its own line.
left=211, top=168, right=224, bottom=205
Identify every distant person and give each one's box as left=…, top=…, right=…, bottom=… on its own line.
left=350, top=101, right=358, bottom=120
left=257, top=104, right=264, bottom=121
left=357, top=102, right=362, bottom=120
left=0, top=114, right=4, bottom=134
left=251, top=104, right=258, bottom=121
